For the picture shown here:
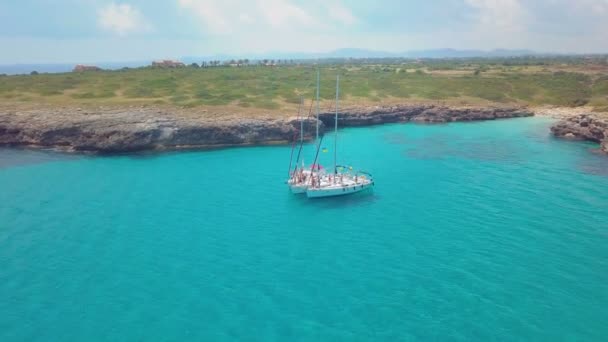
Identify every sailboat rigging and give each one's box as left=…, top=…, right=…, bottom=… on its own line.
left=286, top=69, right=322, bottom=194
left=287, top=69, right=374, bottom=198
left=305, top=75, right=374, bottom=198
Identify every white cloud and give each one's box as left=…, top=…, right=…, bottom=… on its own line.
left=577, top=0, right=608, bottom=14
left=239, top=13, right=255, bottom=25
left=177, top=0, right=356, bottom=35
left=177, top=0, right=232, bottom=34
left=98, top=3, right=151, bottom=36
left=257, top=0, right=316, bottom=28
left=459, top=0, right=608, bottom=50
left=326, top=2, right=357, bottom=25
left=461, top=0, right=533, bottom=48
left=465, top=0, right=528, bottom=32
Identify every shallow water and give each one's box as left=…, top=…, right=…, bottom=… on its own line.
left=1, top=117, right=607, bottom=341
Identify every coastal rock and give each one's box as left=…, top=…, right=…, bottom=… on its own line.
left=550, top=114, right=608, bottom=153
left=550, top=114, right=607, bottom=141
left=317, top=105, right=531, bottom=126
left=0, top=109, right=320, bottom=153
left=0, top=105, right=532, bottom=153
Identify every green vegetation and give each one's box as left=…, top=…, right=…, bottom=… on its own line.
left=1, top=56, right=608, bottom=112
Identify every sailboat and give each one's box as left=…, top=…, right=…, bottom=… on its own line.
left=286, top=97, right=308, bottom=194
left=305, top=75, right=374, bottom=198
left=287, top=69, right=322, bottom=194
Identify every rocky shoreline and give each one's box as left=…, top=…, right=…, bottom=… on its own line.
left=550, top=114, right=608, bottom=154
left=1, top=105, right=532, bottom=153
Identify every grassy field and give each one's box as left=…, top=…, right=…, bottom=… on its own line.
left=1, top=57, right=608, bottom=115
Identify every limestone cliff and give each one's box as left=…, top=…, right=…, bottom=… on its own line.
left=0, top=105, right=532, bottom=153
left=550, top=114, right=608, bottom=153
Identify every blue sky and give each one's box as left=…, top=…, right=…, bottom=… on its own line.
left=1, top=0, right=607, bottom=63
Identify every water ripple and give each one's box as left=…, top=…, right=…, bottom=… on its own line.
left=1, top=118, right=608, bottom=341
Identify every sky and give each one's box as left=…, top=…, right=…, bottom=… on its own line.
left=0, top=0, right=607, bottom=63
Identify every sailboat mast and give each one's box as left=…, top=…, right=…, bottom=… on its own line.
left=299, top=95, right=303, bottom=143
left=288, top=97, right=304, bottom=177
left=334, top=75, right=339, bottom=176
left=315, top=68, right=320, bottom=143
left=293, top=96, right=308, bottom=175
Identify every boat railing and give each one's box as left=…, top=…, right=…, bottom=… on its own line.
left=357, top=171, right=373, bottom=178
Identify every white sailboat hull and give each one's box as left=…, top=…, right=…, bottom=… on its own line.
left=289, top=183, right=308, bottom=194
left=287, top=169, right=314, bottom=194
left=306, top=180, right=374, bottom=198
left=287, top=73, right=376, bottom=199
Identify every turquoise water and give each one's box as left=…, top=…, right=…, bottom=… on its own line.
left=1, top=117, right=608, bottom=341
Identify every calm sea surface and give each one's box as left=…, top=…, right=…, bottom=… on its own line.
left=1, top=117, right=607, bottom=341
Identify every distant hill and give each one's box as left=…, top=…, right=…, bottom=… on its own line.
left=404, top=49, right=539, bottom=58
left=0, top=49, right=566, bottom=75
left=189, top=48, right=551, bottom=62
left=0, top=64, right=73, bottom=75
left=0, top=61, right=147, bottom=75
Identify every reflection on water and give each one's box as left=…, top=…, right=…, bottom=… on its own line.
left=1, top=118, right=608, bottom=341
left=404, top=134, right=520, bottom=163
left=292, top=189, right=378, bottom=209
left=382, top=132, right=408, bottom=145
left=0, top=148, right=79, bottom=169
left=523, top=125, right=554, bottom=143
left=457, top=141, right=520, bottom=162
left=579, top=151, right=608, bottom=177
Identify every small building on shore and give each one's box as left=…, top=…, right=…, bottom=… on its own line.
left=151, top=60, right=185, bottom=68
left=73, top=64, right=102, bottom=72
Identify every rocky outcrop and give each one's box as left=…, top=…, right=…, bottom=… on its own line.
left=0, top=105, right=532, bottom=154
left=0, top=109, right=321, bottom=153
left=318, top=105, right=531, bottom=126
left=550, top=114, right=608, bottom=153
